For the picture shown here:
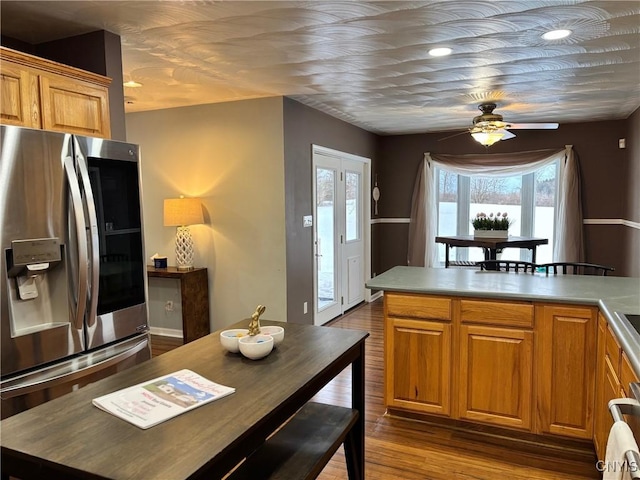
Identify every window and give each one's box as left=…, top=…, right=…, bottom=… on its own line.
left=436, top=161, right=558, bottom=264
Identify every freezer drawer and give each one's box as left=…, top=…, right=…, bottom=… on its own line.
left=0, top=333, right=150, bottom=419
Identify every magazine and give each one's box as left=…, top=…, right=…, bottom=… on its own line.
left=92, top=369, right=235, bottom=429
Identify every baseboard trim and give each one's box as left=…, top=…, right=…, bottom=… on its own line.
left=149, top=327, right=182, bottom=338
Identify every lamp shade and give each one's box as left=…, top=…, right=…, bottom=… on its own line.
left=471, top=130, right=505, bottom=147
left=163, top=197, right=204, bottom=227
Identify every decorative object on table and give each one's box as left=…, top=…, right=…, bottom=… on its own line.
left=372, top=174, right=381, bottom=215
left=247, top=304, right=266, bottom=336
left=260, top=325, right=285, bottom=347
left=163, top=196, right=204, bottom=270
left=220, top=305, right=283, bottom=359
left=149, top=253, right=167, bottom=268
left=472, top=212, right=512, bottom=238
left=238, top=334, right=274, bottom=360
left=220, top=329, right=250, bottom=353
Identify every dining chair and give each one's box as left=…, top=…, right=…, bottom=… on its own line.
left=539, top=262, right=615, bottom=276
left=477, top=260, right=536, bottom=273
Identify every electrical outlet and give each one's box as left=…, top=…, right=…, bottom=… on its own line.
left=165, top=300, right=174, bottom=312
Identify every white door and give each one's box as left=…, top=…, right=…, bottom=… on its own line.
left=313, top=147, right=367, bottom=326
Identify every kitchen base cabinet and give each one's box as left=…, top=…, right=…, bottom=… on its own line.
left=594, top=315, right=640, bottom=460
left=594, top=315, right=621, bottom=460
left=385, top=317, right=452, bottom=415
left=384, top=293, right=452, bottom=416
left=536, top=304, right=597, bottom=439
left=383, top=293, right=604, bottom=444
left=457, top=324, right=533, bottom=430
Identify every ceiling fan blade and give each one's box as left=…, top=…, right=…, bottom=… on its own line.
left=438, top=130, right=469, bottom=141
left=506, top=123, right=559, bottom=130
left=500, top=129, right=516, bottom=140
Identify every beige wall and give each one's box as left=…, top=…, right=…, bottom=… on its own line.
left=126, top=97, right=287, bottom=332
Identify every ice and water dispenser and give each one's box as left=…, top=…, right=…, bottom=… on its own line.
left=5, top=238, right=69, bottom=337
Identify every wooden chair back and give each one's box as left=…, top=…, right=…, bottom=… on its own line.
left=539, top=262, right=614, bottom=276
left=477, top=260, right=536, bottom=273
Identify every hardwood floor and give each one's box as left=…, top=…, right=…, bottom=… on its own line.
left=151, top=299, right=601, bottom=479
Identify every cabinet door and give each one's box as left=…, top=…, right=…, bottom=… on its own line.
left=537, top=305, right=597, bottom=439
left=39, top=73, right=111, bottom=138
left=593, top=315, right=608, bottom=460
left=595, top=356, right=622, bottom=460
left=457, top=324, right=533, bottom=430
left=385, top=317, right=451, bottom=416
left=0, top=62, right=39, bottom=128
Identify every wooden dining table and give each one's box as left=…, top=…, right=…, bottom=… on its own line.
left=0, top=320, right=369, bottom=480
left=435, top=235, right=549, bottom=267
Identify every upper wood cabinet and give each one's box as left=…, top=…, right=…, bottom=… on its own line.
left=536, top=304, right=598, bottom=439
left=384, top=293, right=452, bottom=416
left=1, top=47, right=111, bottom=138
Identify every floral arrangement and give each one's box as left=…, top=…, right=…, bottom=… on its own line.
left=471, top=212, right=513, bottom=231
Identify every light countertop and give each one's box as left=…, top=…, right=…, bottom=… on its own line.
left=366, top=266, right=640, bottom=376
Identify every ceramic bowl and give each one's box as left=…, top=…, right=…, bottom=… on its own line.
left=238, top=334, right=274, bottom=360
left=260, top=325, right=284, bottom=347
left=220, top=329, right=250, bottom=353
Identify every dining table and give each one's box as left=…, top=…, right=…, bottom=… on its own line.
left=0, top=320, right=369, bottom=480
left=435, top=235, right=549, bottom=267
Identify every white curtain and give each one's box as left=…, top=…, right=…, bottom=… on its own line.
left=408, top=146, right=583, bottom=267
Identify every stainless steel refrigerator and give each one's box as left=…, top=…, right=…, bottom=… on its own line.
left=0, top=125, right=151, bottom=418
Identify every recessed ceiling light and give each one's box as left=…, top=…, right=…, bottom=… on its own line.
left=542, top=29, right=572, bottom=40
left=429, top=47, right=452, bottom=57
left=123, top=80, right=143, bottom=88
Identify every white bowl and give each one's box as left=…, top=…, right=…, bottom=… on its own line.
left=220, top=329, right=249, bottom=353
left=238, top=334, right=274, bottom=360
left=260, top=325, right=284, bottom=347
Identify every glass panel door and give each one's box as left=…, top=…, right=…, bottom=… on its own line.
left=313, top=149, right=366, bottom=325
left=314, top=164, right=341, bottom=324
left=88, top=158, right=145, bottom=315
left=342, top=162, right=364, bottom=311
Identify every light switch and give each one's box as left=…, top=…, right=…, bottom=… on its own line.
left=303, top=215, right=313, bottom=227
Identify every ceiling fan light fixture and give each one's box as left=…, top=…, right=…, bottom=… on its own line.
left=123, top=80, right=143, bottom=88
left=429, top=47, right=452, bottom=57
left=471, top=131, right=505, bottom=147
left=542, top=29, right=572, bottom=40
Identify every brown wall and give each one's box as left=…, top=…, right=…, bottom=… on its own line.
left=625, top=107, right=640, bottom=276
left=283, top=98, right=379, bottom=323
left=376, top=118, right=636, bottom=276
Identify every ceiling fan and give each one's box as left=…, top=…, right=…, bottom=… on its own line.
left=441, top=103, right=559, bottom=146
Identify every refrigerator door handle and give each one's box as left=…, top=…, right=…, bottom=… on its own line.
left=75, top=146, right=100, bottom=328
left=64, top=155, right=89, bottom=331
left=0, top=337, right=149, bottom=399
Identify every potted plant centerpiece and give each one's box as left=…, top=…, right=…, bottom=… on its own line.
left=472, top=212, right=513, bottom=238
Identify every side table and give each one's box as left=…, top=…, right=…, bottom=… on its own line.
left=146, top=266, right=210, bottom=343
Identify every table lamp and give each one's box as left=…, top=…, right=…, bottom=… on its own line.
left=163, top=196, right=204, bottom=270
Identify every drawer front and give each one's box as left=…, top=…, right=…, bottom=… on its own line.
left=385, top=293, right=451, bottom=321
left=460, top=299, right=534, bottom=328
left=605, top=325, right=622, bottom=375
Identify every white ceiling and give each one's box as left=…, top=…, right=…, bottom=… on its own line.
left=2, top=1, right=639, bottom=135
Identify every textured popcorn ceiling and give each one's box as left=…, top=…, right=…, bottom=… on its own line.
left=2, top=1, right=639, bottom=134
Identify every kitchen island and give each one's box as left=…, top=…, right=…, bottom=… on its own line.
left=366, top=266, right=639, bottom=460
left=366, top=266, right=640, bottom=374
